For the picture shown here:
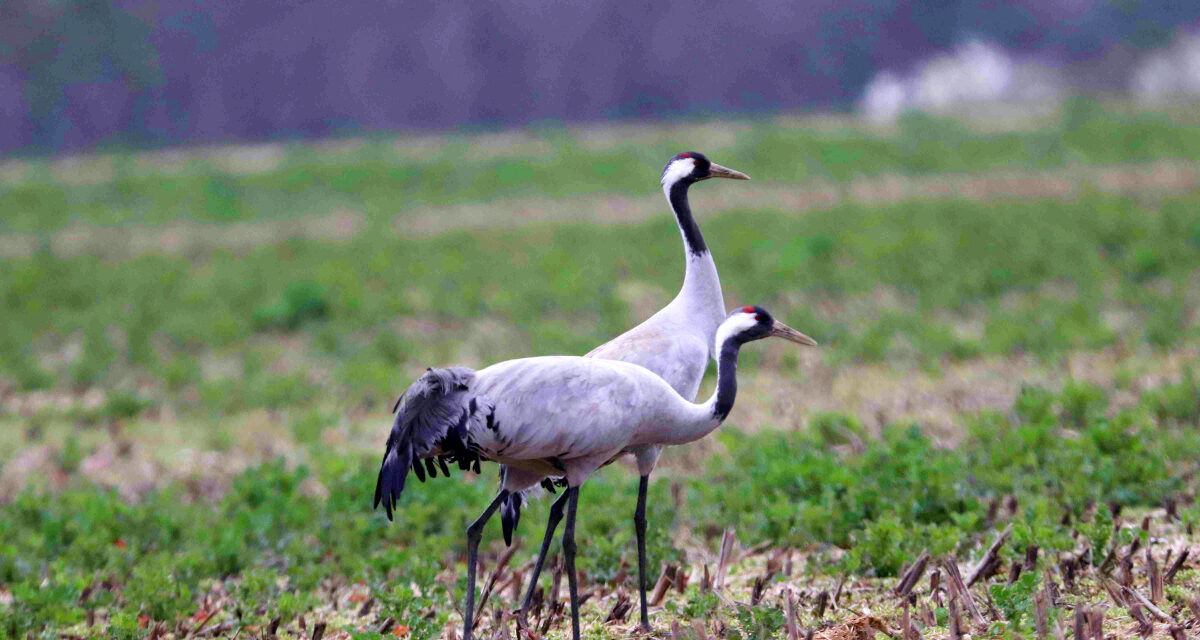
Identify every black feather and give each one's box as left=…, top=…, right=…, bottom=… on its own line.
left=373, top=366, right=481, bottom=521
left=440, top=407, right=472, bottom=459
left=372, top=436, right=412, bottom=522
left=472, top=457, right=481, bottom=474
left=437, top=456, right=451, bottom=477
left=540, top=478, right=557, bottom=494
left=500, top=494, right=521, bottom=547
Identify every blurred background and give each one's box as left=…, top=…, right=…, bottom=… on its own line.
left=4, top=0, right=1200, bottom=152
left=3, top=1, right=1200, bottom=636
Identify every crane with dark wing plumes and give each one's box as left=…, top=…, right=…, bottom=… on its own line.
left=374, top=307, right=816, bottom=640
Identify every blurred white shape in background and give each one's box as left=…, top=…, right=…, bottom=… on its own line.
left=913, top=40, right=1014, bottom=111
left=1131, top=31, right=1200, bottom=103
left=860, top=71, right=908, bottom=124
left=860, top=39, right=1063, bottom=122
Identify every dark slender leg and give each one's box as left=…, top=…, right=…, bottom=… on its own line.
left=517, top=489, right=570, bottom=619
left=562, top=486, right=581, bottom=640
left=464, top=490, right=508, bottom=640
left=634, top=475, right=651, bottom=630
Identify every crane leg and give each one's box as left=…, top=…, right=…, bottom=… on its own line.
left=562, top=486, right=582, bottom=640
left=634, top=474, right=651, bottom=630
left=516, top=489, right=569, bottom=620
left=464, top=490, right=508, bottom=640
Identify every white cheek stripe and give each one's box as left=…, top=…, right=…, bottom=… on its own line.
left=661, top=158, right=696, bottom=196
left=713, top=312, right=759, bottom=352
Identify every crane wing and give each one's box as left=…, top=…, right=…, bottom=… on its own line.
left=373, top=366, right=491, bottom=520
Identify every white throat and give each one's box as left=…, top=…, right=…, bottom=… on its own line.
left=660, top=158, right=696, bottom=199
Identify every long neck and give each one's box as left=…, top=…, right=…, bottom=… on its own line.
left=658, top=339, right=741, bottom=446
left=664, top=180, right=725, bottom=338
left=666, top=179, right=707, bottom=256
left=710, top=340, right=739, bottom=421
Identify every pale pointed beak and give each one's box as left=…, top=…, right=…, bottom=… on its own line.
left=769, top=320, right=818, bottom=347
left=705, top=162, right=750, bottom=181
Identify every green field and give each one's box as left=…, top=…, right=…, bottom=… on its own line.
left=2, top=102, right=1199, bottom=638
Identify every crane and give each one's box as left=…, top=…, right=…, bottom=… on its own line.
left=509, top=151, right=755, bottom=629
left=374, top=306, right=816, bottom=640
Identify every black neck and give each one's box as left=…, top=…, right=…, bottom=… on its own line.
left=711, top=339, right=740, bottom=421
left=668, top=180, right=708, bottom=256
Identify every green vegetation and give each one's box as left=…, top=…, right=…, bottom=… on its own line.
left=3, top=103, right=1200, bottom=637
left=3, top=380, right=1197, bottom=636
left=4, top=102, right=1199, bottom=420
left=2, top=189, right=1197, bottom=416
left=5, top=102, right=1200, bottom=234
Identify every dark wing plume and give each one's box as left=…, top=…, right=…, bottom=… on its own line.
left=500, top=492, right=522, bottom=547
left=373, top=366, right=486, bottom=520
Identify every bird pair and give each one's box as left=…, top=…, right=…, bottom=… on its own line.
left=373, top=152, right=817, bottom=639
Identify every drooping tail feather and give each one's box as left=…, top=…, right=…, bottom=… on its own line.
left=498, top=478, right=568, bottom=546
left=373, top=366, right=486, bottom=520
left=500, top=493, right=522, bottom=547
left=373, top=433, right=414, bottom=521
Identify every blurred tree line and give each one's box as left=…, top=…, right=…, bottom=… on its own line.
left=1, top=0, right=1197, bottom=153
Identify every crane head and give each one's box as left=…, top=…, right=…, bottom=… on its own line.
left=661, top=152, right=750, bottom=189
left=716, top=305, right=818, bottom=350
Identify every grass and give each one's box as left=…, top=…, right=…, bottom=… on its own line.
left=2, top=378, right=1198, bottom=637
left=3, top=101, right=1200, bottom=638
left=1, top=190, right=1198, bottom=421
left=5, top=101, right=1200, bottom=234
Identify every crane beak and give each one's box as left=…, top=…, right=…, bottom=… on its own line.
left=769, top=320, right=818, bottom=347
left=705, top=162, right=750, bottom=181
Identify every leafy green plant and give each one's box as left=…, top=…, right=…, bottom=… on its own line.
left=1140, top=370, right=1200, bottom=423
left=733, top=603, right=787, bottom=639
left=1058, top=380, right=1106, bottom=428
left=1077, top=505, right=1114, bottom=563
left=683, top=590, right=720, bottom=619
left=990, top=571, right=1039, bottom=632
left=253, top=281, right=329, bottom=329
left=103, top=390, right=150, bottom=420
left=124, top=553, right=194, bottom=621
left=57, top=436, right=83, bottom=473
